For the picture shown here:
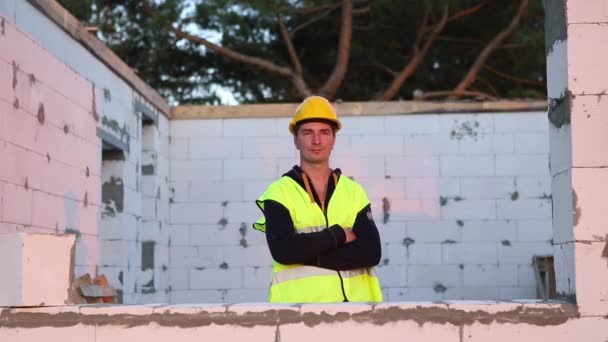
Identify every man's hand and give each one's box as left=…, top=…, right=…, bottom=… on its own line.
left=343, top=228, right=357, bottom=243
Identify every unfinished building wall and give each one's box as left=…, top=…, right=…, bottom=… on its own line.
left=168, top=109, right=553, bottom=303
left=0, top=9, right=100, bottom=278
left=0, top=0, right=171, bottom=304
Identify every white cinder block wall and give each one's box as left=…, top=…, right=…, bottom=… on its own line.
left=168, top=111, right=553, bottom=302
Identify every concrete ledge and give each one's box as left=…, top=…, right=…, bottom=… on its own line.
left=2, top=301, right=604, bottom=341
left=172, top=100, right=548, bottom=120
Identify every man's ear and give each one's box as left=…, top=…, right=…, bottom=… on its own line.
left=293, top=134, right=300, bottom=150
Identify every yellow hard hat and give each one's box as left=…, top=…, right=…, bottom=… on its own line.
left=289, top=96, right=342, bottom=134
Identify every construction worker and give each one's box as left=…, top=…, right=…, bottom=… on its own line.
left=253, top=95, right=383, bottom=303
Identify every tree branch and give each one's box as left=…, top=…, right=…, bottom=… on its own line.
left=451, top=0, right=528, bottom=97
left=318, top=0, right=353, bottom=99
left=475, top=76, right=500, bottom=97
left=374, top=7, right=448, bottom=101
left=418, top=90, right=498, bottom=101
left=290, top=3, right=342, bottom=38
left=446, top=2, right=486, bottom=22
left=278, top=16, right=303, bottom=76
left=142, top=1, right=312, bottom=97
left=483, top=64, right=545, bottom=87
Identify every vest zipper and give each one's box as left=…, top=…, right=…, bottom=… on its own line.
left=323, top=195, right=349, bottom=302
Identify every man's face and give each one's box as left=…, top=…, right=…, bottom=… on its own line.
left=294, top=121, right=336, bottom=165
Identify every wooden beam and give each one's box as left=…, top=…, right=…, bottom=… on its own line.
left=27, top=0, right=171, bottom=116
left=172, top=100, right=548, bottom=120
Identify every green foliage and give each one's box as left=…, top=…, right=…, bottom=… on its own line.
left=59, top=0, right=547, bottom=104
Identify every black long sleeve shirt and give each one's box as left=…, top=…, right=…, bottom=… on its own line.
left=263, top=166, right=381, bottom=271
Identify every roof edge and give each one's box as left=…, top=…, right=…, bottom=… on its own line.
left=27, top=0, right=171, bottom=117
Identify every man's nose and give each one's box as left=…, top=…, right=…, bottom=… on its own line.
left=312, top=133, right=321, bottom=144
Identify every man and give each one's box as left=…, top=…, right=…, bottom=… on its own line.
left=253, top=95, right=383, bottom=303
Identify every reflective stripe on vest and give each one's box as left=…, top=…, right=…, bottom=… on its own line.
left=272, top=266, right=376, bottom=286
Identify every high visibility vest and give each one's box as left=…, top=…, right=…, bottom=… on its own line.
left=254, top=175, right=383, bottom=303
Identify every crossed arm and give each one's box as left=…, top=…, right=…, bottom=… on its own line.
left=263, top=200, right=382, bottom=270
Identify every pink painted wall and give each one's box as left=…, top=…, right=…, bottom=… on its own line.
left=0, top=15, right=101, bottom=276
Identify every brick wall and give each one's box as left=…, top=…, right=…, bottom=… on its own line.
left=169, top=111, right=552, bottom=302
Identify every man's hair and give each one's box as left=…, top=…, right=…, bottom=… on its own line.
left=294, top=119, right=338, bottom=135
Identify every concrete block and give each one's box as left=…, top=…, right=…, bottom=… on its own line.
left=460, top=177, right=514, bottom=199
left=518, top=264, right=537, bottom=287
left=195, top=246, right=226, bottom=268
left=573, top=241, right=608, bottom=316
left=376, top=265, right=407, bottom=287
left=566, top=0, right=608, bottom=23
left=169, top=137, right=188, bottom=160
left=100, top=239, right=128, bottom=267
left=516, top=176, right=551, bottom=199
left=223, top=288, right=268, bottom=303
left=168, top=225, right=188, bottom=247
left=496, top=198, right=552, bottom=220
left=189, top=268, right=243, bottom=289
left=457, top=134, right=494, bottom=154
left=350, top=135, right=404, bottom=156
left=223, top=202, right=263, bottom=226
left=189, top=181, right=243, bottom=202
left=406, top=177, right=460, bottom=200
left=243, top=266, right=272, bottom=289
left=440, top=155, right=494, bottom=176
left=242, top=136, right=297, bottom=159
left=571, top=168, right=608, bottom=240
left=514, top=132, right=550, bottom=154
left=223, top=118, right=277, bottom=137
left=189, top=137, right=242, bottom=159
left=171, top=119, right=222, bottom=138
left=517, top=220, right=553, bottom=242
left=552, top=169, right=574, bottom=244
left=222, top=245, right=272, bottom=267
left=170, top=202, right=223, bottom=225
left=339, top=116, right=385, bottom=135
left=568, top=24, right=608, bottom=95
left=188, top=224, right=240, bottom=247
left=387, top=287, right=442, bottom=301
left=223, top=159, right=278, bottom=181
left=386, top=156, right=439, bottom=177
left=498, top=242, right=553, bottom=264
left=442, top=243, right=498, bottom=264
left=442, top=286, right=500, bottom=300
left=168, top=181, right=190, bottom=202
left=405, top=133, right=458, bottom=155
left=406, top=244, right=442, bottom=265
left=463, top=264, right=518, bottom=286
left=548, top=124, right=572, bottom=177
left=377, top=222, right=406, bottom=243
left=170, top=160, right=222, bottom=182
left=1, top=182, right=33, bottom=226
left=380, top=198, right=440, bottom=222
left=331, top=135, right=353, bottom=156
left=498, top=286, right=537, bottom=300
left=461, top=220, right=517, bottom=242
left=441, top=199, right=497, bottom=220
left=385, top=114, right=439, bottom=134
left=354, top=178, right=406, bottom=201
left=491, top=133, right=515, bottom=154
left=332, top=155, right=386, bottom=179
left=493, top=112, right=549, bottom=133
left=169, top=289, right=224, bottom=303
left=407, top=265, right=461, bottom=287
left=169, top=268, right=189, bottom=290
left=571, top=95, right=608, bottom=167
left=407, top=221, right=461, bottom=242
left=168, top=246, right=198, bottom=268
left=0, top=233, right=76, bottom=306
